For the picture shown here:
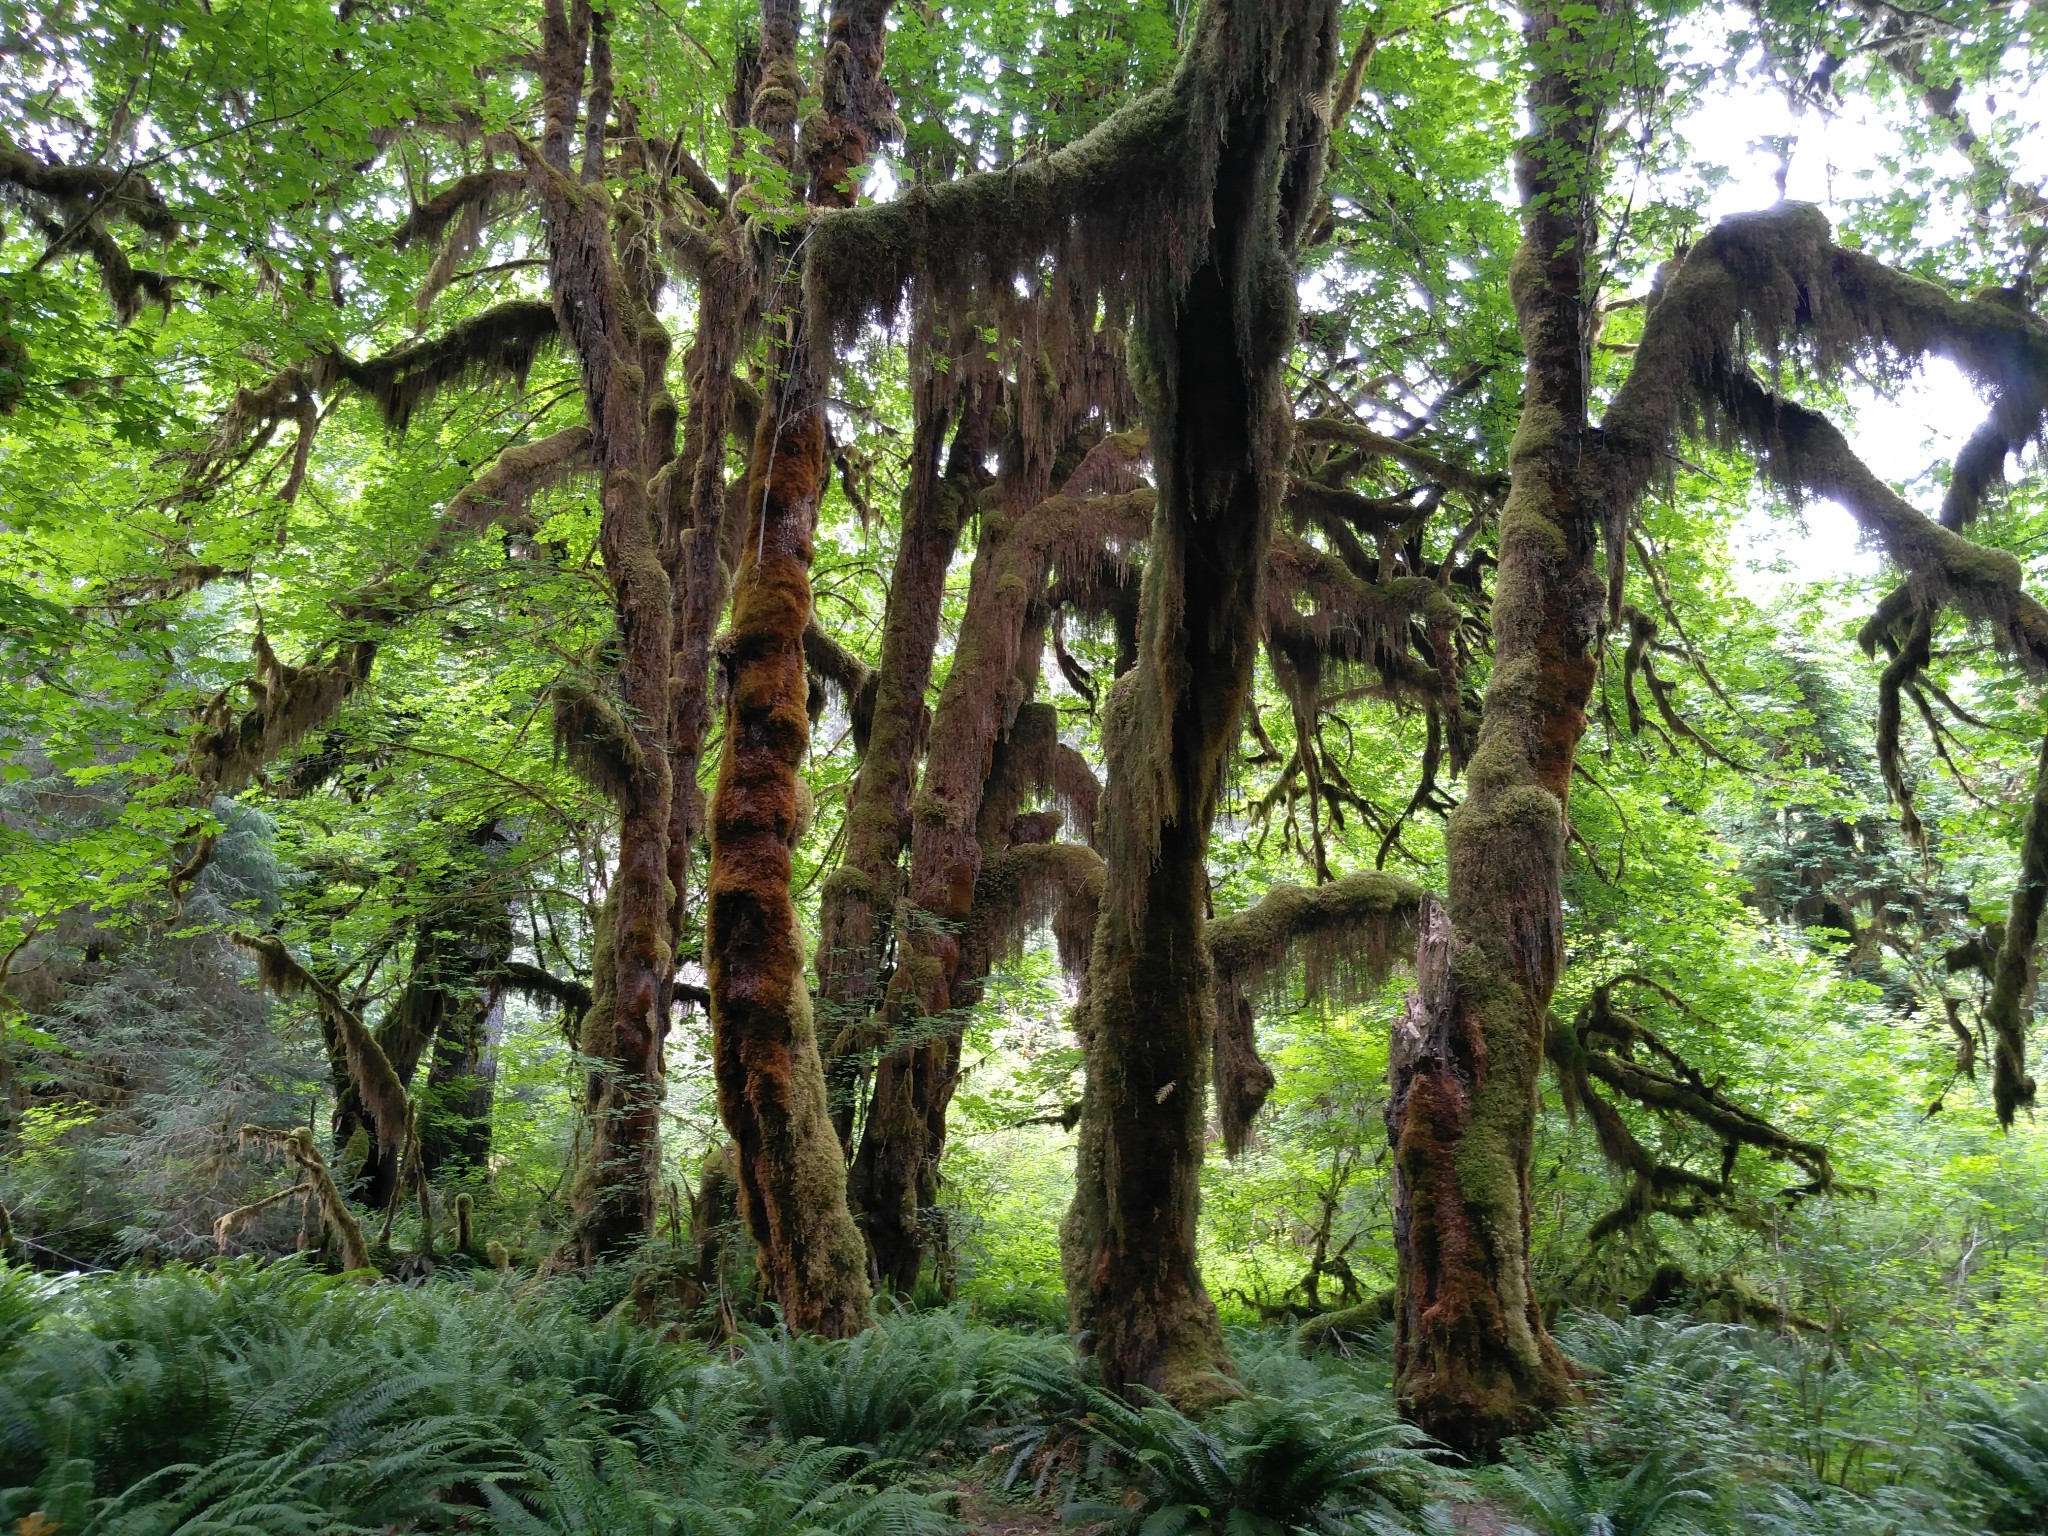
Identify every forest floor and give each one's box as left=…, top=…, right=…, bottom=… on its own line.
left=951, top=1490, right=1067, bottom=1534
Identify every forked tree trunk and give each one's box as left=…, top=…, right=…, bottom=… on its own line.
left=525, top=0, right=678, bottom=1263
left=1062, top=0, right=1337, bottom=1401
left=817, top=390, right=977, bottom=1151
left=849, top=437, right=1142, bottom=1293
left=1384, top=0, right=1597, bottom=1452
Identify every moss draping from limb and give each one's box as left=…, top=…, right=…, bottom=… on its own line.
left=392, top=167, right=531, bottom=311
left=212, top=1181, right=312, bottom=1252
left=1202, top=869, right=1422, bottom=1155
left=1212, top=977, right=1274, bottom=1158
left=1063, top=0, right=1341, bottom=1405
left=1, top=136, right=182, bottom=321
left=238, top=1125, right=370, bottom=1272
left=0, top=136, right=178, bottom=236
left=802, top=616, right=874, bottom=744
left=233, top=933, right=410, bottom=1166
left=189, top=631, right=380, bottom=799
left=316, top=300, right=562, bottom=433
left=445, top=425, right=592, bottom=533
left=974, top=840, right=1103, bottom=982
left=548, top=673, right=649, bottom=802
left=1208, top=869, right=1424, bottom=1005
left=1715, top=374, right=2048, bottom=668
left=504, top=961, right=593, bottom=1016
left=804, top=0, right=1340, bottom=377
left=1548, top=977, right=1833, bottom=1242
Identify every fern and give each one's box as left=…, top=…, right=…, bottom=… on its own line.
left=1064, top=1385, right=1449, bottom=1536
left=1949, top=1384, right=2048, bottom=1533
left=1494, top=1438, right=1712, bottom=1536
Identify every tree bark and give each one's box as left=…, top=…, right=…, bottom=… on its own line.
left=704, top=0, right=890, bottom=1335
left=525, top=0, right=678, bottom=1262
left=1062, top=0, right=1338, bottom=1402
left=1384, top=0, right=1596, bottom=1452
left=817, top=390, right=977, bottom=1151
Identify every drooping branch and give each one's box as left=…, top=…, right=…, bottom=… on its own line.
left=1548, top=977, right=1834, bottom=1242
left=237, top=1126, right=370, bottom=1272
left=233, top=933, right=410, bottom=1164
left=1206, top=869, right=1423, bottom=1155
left=1, top=137, right=182, bottom=320
left=185, top=300, right=565, bottom=502
left=1208, top=869, right=1425, bottom=1006
left=1716, top=373, right=2048, bottom=668
left=190, top=628, right=382, bottom=800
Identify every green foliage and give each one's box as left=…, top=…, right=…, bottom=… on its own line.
left=1494, top=1442, right=1712, bottom=1536
left=1949, top=1384, right=2048, bottom=1534
left=743, top=1306, right=1075, bottom=1465
left=0, top=1261, right=966, bottom=1536
left=1064, top=1374, right=1450, bottom=1536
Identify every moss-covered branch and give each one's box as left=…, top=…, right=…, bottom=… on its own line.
left=237, top=1126, right=370, bottom=1271
left=1548, top=978, right=1834, bottom=1243
left=1208, top=868, right=1425, bottom=1005
left=233, top=933, right=411, bottom=1165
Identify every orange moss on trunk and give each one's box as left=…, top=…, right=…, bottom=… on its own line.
left=707, top=400, right=872, bottom=1336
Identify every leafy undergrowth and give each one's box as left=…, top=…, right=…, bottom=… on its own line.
left=0, top=1263, right=2036, bottom=1535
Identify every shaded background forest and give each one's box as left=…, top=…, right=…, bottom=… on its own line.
left=5, top=0, right=2048, bottom=1529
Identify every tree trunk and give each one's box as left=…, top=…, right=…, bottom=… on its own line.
left=1384, top=0, right=1599, bottom=1453
left=1062, top=0, right=1337, bottom=1400
left=817, top=390, right=977, bottom=1151
left=420, top=979, right=505, bottom=1181
left=707, top=381, right=873, bottom=1333
left=525, top=0, right=677, bottom=1263
left=703, top=0, right=889, bottom=1335
left=847, top=440, right=1140, bottom=1292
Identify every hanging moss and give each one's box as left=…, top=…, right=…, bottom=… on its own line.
left=238, top=1125, right=370, bottom=1272
left=1209, top=869, right=1424, bottom=1006
left=315, top=300, right=562, bottom=433
left=190, top=630, right=381, bottom=799
left=234, top=933, right=411, bottom=1166
left=445, top=424, right=592, bottom=533
left=548, top=674, right=649, bottom=802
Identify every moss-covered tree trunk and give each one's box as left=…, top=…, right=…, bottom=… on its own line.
left=705, top=0, right=888, bottom=1335
left=1061, top=0, right=1337, bottom=1401
left=849, top=454, right=1143, bottom=1292
left=1383, top=0, right=1597, bottom=1452
left=816, top=391, right=977, bottom=1151
left=524, top=0, right=678, bottom=1263
left=848, top=497, right=1026, bottom=1293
